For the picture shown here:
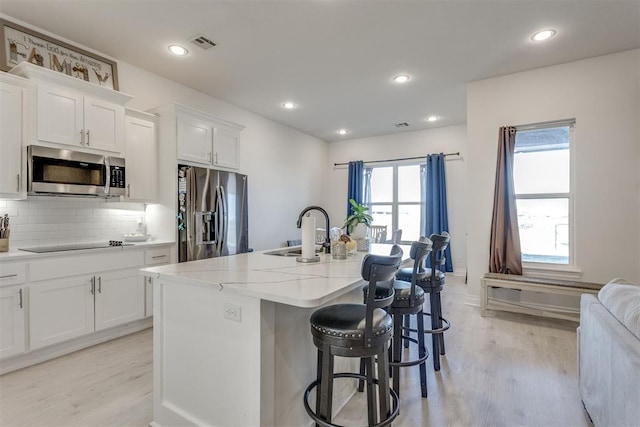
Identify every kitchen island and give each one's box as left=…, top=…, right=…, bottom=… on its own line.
left=141, top=244, right=406, bottom=427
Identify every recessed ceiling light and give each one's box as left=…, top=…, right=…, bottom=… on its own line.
left=282, top=101, right=297, bottom=109
left=392, top=74, right=410, bottom=84
left=168, top=45, right=189, bottom=56
left=337, top=129, right=349, bottom=135
left=531, top=29, right=556, bottom=42
left=426, top=115, right=439, bottom=122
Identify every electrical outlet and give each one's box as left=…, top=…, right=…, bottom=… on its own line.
left=223, top=303, right=242, bottom=322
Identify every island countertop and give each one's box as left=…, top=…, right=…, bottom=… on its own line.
left=141, top=243, right=407, bottom=308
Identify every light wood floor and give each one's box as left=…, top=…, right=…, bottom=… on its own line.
left=0, top=276, right=591, bottom=427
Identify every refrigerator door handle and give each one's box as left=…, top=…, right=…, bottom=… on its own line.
left=220, top=185, right=227, bottom=255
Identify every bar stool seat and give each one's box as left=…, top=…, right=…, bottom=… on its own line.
left=303, top=246, right=403, bottom=427
left=310, top=304, right=392, bottom=349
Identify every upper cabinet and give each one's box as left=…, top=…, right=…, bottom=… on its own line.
left=124, top=109, right=157, bottom=202
left=9, top=62, right=132, bottom=156
left=0, top=74, right=27, bottom=199
left=160, top=104, right=243, bottom=170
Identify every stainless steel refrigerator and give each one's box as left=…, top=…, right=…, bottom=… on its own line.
left=177, top=165, right=248, bottom=262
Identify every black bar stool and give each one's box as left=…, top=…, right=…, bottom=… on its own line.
left=358, top=239, right=433, bottom=399
left=303, top=246, right=403, bottom=427
left=396, top=232, right=451, bottom=371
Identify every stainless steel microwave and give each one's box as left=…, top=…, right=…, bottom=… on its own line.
left=27, top=146, right=126, bottom=197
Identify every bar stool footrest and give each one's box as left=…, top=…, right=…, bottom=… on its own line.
left=304, top=372, right=400, bottom=427
left=389, top=335, right=428, bottom=368
left=421, top=312, right=451, bottom=334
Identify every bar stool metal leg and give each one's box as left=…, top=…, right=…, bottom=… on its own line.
left=416, top=308, right=428, bottom=397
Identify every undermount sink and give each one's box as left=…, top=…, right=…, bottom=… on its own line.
left=264, top=247, right=321, bottom=257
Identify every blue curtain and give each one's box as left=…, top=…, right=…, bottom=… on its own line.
left=425, top=153, right=453, bottom=272
left=347, top=161, right=364, bottom=217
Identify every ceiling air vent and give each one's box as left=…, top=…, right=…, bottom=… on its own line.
left=189, top=35, right=217, bottom=50
left=394, top=122, right=410, bottom=128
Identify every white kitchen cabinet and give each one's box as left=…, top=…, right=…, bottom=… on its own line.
left=172, top=105, right=244, bottom=170
left=143, top=246, right=173, bottom=318
left=124, top=110, right=157, bottom=201
left=144, top=276, right=153, bottom=318
left=29, top=275, right=95, bottom=350
left=0, top=286, right=26, bottom=359
left=177, top=115, right=213, bottom=165
left=9, top=62, right=132, bottom=155
left=95, top=268, right=145, bottom=331
left=213, top=124, right=240, bottom=169
left=0, top=74, right=27, bottom=199
left=36, top=83, right=125, bottom=153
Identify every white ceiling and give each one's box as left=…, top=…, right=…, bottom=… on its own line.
left=1, top=1, right=639, bottom=142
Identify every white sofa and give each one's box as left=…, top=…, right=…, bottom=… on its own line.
left=578, top=278, right=640, bottom=426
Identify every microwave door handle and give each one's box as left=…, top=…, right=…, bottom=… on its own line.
left=104, top=157, right=111, bottom=195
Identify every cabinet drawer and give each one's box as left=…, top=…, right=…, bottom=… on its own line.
left=146, top=247, right=172, bottom=265
left=0, top=263, right=27, bottom=287
left=30, top=250, right=145, bottom=282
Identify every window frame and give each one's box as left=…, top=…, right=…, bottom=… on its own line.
left=365, top=161, right=423, bottom=244
left=514, top=120, right=577, bottom=275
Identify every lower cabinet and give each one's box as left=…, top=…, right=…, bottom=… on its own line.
left=29, top=275, right=94, bottom=350
left=0, top=286, right=26, bottom=359
left=30, top=268, right=145, bottom=350
left=95, top=268, right=145, bottom=331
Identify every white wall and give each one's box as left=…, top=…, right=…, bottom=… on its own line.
left=466, top=49, right=640, bottom=302
left=326, top=125, right=468, bottom=275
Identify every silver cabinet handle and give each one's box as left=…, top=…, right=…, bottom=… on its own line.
left=151, top=255, right=167, bottom=259
left=80, top=129, right=84, bottom=145
left=127, top=184, right=131, bottom=197
left=98, top=276, right=102, bottom=293
left=0, top=274, right=18, bottom=279
left=214, top=153, right=218, bottom=164
left=207, top=152, right=212, bottom=163
left=18, top=288, right=23, bottom=309
left=16, top=174, right=20, bottom=192
left=86, top=130, right=90, bottom=146
left=147, top=277, right=152, bottom=284
left=90, top=277, right=95, bottom=295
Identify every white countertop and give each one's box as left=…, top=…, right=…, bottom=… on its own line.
left=0, top=240, right=175, bottom=261
left=141, top=244, right=409, bottom=308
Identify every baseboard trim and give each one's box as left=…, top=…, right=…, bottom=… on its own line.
left=0, top=318, right=153, bottom=375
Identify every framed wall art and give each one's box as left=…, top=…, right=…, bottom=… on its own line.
left=0, top=18, right=119, bottom=90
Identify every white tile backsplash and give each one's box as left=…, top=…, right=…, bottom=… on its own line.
left=0, top=196, right=145, bottom=248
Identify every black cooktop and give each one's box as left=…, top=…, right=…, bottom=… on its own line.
left=19, top=241, right=134, bottom=253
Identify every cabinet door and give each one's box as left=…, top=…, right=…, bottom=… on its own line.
left=144, top=276, right=153, bottom=318
left=94, top=268, right=145, bottom=331
left=213, top=125, right=239, bottom=170
left=177, top=116, right=212, bottom=165
left=30, top=276, right=95, bottom=350
left=36, top=83, right=83, bottom=146
left=83, top=96, right=125, bottom=154
left=125, top=115, right=157, bottom=201
left=0, top=286, right=26, bottom=359
left=0, top=81, right=25, bottom=198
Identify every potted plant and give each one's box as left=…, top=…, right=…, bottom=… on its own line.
left=344, top=199, right=373, bottom=239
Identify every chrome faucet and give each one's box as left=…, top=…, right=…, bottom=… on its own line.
left=297, top=206, right=331, bottom=254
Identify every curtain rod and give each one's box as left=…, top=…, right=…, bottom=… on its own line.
left=333, top=152, right=460, bottom=167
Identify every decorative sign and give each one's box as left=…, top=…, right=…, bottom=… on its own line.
left=0, top=18, right=119, bottom=90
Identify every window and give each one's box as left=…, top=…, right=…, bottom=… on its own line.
left=513, top=121, right=574, bottom=265
left=366, top=163, right=422, bottom=242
